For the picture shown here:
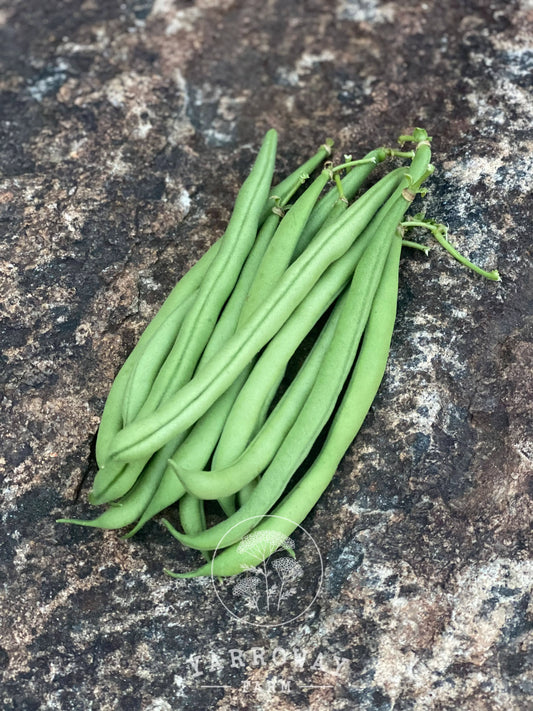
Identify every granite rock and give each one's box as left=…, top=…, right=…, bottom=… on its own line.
left=1, top=0, right=532, bottom=709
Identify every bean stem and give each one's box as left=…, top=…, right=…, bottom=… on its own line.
left=401, top=220, right=500, bottom=280
left=401, top=239, right=430, bottom=255
left=330, top=157, right=377, bottom=174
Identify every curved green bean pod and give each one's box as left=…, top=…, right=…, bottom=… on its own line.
left=108, top=167, right=405, bottom=463
left=240, top=170, right=330, bottom=324
left=90, top=457, right=147, bottom=506
left=76, top=434, right=188, bottom=529
left=179, top=493, right=206, bottom=535
left=167, top=229, right=404, bottom=577
left=121, top=291, right=197, bottom=425
left=178, top=493, right=211, bottom=563
left=122, top=464, right=185, bottom=538
left=58, top=442, right=170, bottom=529
left=165, top=142, right=432, bottom=551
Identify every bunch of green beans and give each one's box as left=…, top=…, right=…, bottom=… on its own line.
left=58, top=127, right=499, bottom=577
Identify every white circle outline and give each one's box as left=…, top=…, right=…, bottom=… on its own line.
left=210, top=514, right=323, bottom=628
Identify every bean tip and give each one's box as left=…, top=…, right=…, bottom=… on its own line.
left=164, top=567, right=202, bottom=579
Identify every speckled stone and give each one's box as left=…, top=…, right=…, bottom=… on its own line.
left=1, top=0, right=532, bottom=709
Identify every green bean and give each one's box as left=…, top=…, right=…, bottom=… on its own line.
left=257, top=138, right=334, bottom=225
left=121, top=291, right=198, bottom=424
left=164, top=142, right=433, bottom=551
left=167, top=229, right=404, bottom=577
left=178, top=493, right=211, bottom=563
left=179, top=493, right=206, bottom=535
left=95, top=364, right=137, bottom=471
left=254, top=373, right=286, bottom=436
left=108, top=166, right=405, bottom=463
left=90, top=458, right=146, bottom=506
left=167, top=384, right=244, bottom=473
left=84, top=432, right=189, bottom=526
left=315, top=196, right=349, bottom=234
left=174, top=290, right=347, bottom=499
left=94, top=241, right=220, bottom=469
left=219, top=495, right=238, bottom=516
left=239, top=169, right=330, bottom=324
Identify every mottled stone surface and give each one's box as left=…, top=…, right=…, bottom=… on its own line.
left=1, top=0, right=532, bottom=709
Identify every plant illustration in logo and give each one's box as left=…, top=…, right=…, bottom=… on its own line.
left=271, top=556, right=304, bottom=610
left=212, top=515, right=323, bottom=627
left=231, top=530, right=304, bottom=612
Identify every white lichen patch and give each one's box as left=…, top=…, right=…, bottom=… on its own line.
left=295, top=50, right=336, bottom=74
left=276, top=50, right=336, bottom=87
left=150, top=0, right=202, bottom=35
left=175, top=186, right=191, bottom=216
left=27, top=60, right=70, bottom=102
left=337, top=0, right=396, bottom=23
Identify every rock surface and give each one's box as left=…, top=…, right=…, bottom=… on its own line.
left=1, top=0, right=532, bottom=709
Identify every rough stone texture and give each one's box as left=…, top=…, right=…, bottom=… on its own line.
left=1, top=0, right=532, bottom=709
